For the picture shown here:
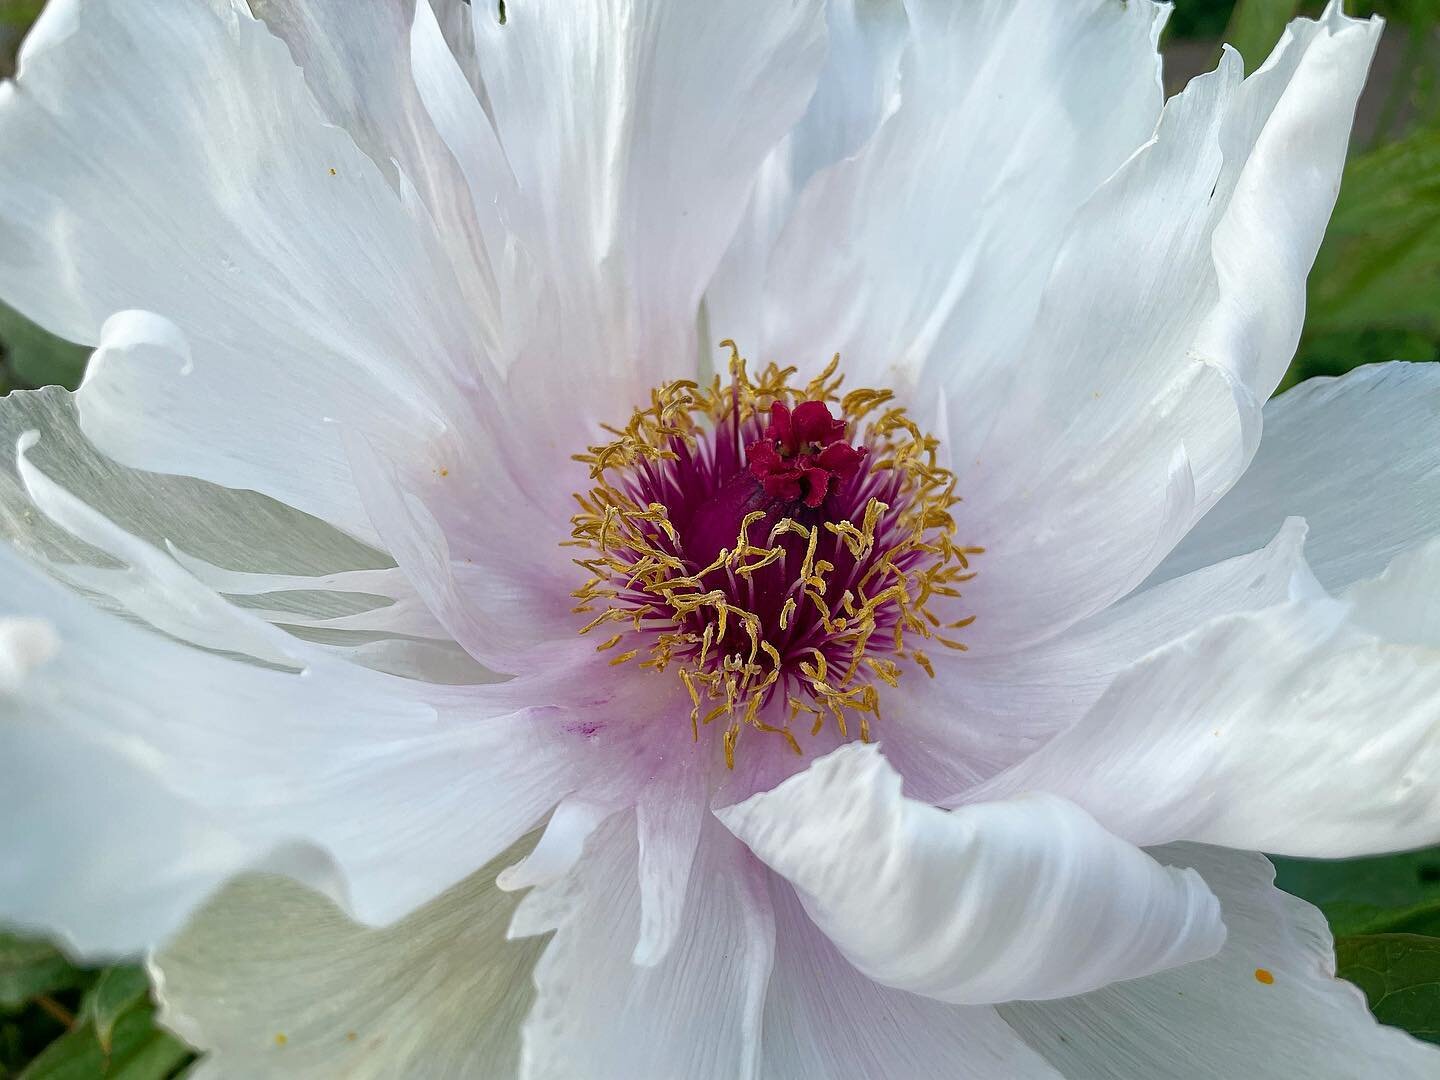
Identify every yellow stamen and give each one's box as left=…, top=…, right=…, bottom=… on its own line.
left=565, top=342, right=980, bottom=766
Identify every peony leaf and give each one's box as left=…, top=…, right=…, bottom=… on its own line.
left=1272, top=848, right=1440, bottom=937
left=0, top=2, right=45, bottom=30
left=18, top=1001, right=190, bottom=1080
left=0, top=933, right=85, bottom=1010
left=79, top=966, right=150, bottom=1054
left=0, top=302, right=88, bottom=393
left=1334, top=934, right=1440, bottom=1045
left=1221, top=0, right=1302, bottom=74
left=1307, top=127, right=1440, bottom=339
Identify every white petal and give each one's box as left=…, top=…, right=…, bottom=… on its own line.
left=153, top=845, right=541, bottom=1079
left=14, top=428, right=305, bottom=666
left=706, top=0, right=908, bottom=352
left=514, top=814, right=774, bottom=1080
left=1162, top=363, right=1440, bottom=593
left=0, top=384, right=471, bottom=679
left=956, top=9, right=1378, bottom=652
left=1, top=713, right=338, bottom=960
left=0, top=616, right=57, bottom=693
left=249, top=0, right=502, bottom=318
left=0, top=384, right=379, bottom=577
left=1001, top=843, right=1440, bottom=1079
left=496, top=796, right=622, bottom=894
left=341, top=429, right=580, bottom=671
left=633, top=754, right=707, bottom=967
left=760, top=879, right=1060, bottom=1079
left=465, top=0, right=826, bottom=399
left=759, top=0, right=1167, bottom=399
left=0, top=542, right=588, bottom=953
left=719, top=744, right=1223, bottom=1005
left=2, top=1, right=485, bottom=544
left=882, top=518, right=1313, bottom=800
left=74, top=308, right=388, bottom=551
left=1347, top=534, right=1440, bottom=646
left=968, top=580, right=1440, bottom=858
left=408, top=0, right=514, bottom=280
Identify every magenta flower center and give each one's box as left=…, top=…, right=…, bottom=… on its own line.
left=568, top=350, right=981, bottom=765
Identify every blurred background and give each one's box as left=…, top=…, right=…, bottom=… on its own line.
left=1, top=0, right=1439, bottom=1076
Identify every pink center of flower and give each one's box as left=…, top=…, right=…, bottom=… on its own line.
left=568, top=351, right=980, bottom=765
left=745, top=400, right=867, bottom=509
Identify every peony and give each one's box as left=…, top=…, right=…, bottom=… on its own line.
left=2, top=0, right=1439, bottom=1076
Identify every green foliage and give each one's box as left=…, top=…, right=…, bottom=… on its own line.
left=1309, top=128, right=1440, bottom=340
left=0, top=936, right=85, bottom=1011
left=1221, top=0, right=1303, bottom=73
left=1335, top=934, right=1440, bottom=1044
left=1271, top=851, right=1440, bottom=1047
left=0, top=938, right=190, bottom=1079
left=0, top=2, right=45, bottom=30
left=17, top=995, right=190, bottom=1080
left=0, top=303, right=87, bottom=395
left=1274, top=849, right=1440, bottom=937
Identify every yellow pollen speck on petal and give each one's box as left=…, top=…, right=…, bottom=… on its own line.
left=438, top=466, right=449, bottom=477
left=346, top=1031, right=358, bottom=1042
left=1254, top=968, right=1275, bottom=985
left=274, top=1033, right=288, bottom=1047
left=328, top=167, right=337, bottom=176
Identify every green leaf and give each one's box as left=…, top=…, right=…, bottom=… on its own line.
left=14, top=1023, right=106, bottom=1080
left=1221, top=0, right=1302, bottom=74
left=80, top=967, right=151, bottom=1054
left=0, top=933, right=86, bottom=1010
left=0, top=1, right=45, bottom=30
left=19, top=1002, right=190, bottom=1080
left=1308, top=127, right=1440, bottom=339
left=1335, top=934, right=1440, bottom=1044
left=1272, top=847, right=1440, bottom=936
left=0, top=302, right=88, bottom=392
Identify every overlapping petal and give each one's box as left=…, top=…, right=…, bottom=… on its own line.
left=719, top=744, right=1224, bottom=1005
left=153, top=843, right=543, bottom=1079
left=509, top=815, right=774, bottom=1080
left=965, top=549, right=1440, bottom=858
left=954, top=6, right=1379, bottom=652
left=1161, top=362, right=1440, bottom=592
left=1000, top=845, right=1440, bottom=1078
left=881, top=518, right=1313, bottom=800
left=0, top=541, right=590, bottom=953
left=760, top=880, right=1060, bottom=1079
left=0, top=0, right=487, bottom=548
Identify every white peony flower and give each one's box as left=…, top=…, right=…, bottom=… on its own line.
left=1, top=0, right=1438, bottom=1076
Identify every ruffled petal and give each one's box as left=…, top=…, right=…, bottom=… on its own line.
left=881, top=518, right=1312, bottom=800
left=968, top=548, right=1440, bottom=858
left=1001, top=844, right=1440, bottom=1079
left=759, top=0, right=1167, bottom=400
left=153, top=843, right=541, bottom=1079
left=1, top=0, right=491, bottom=546
left=0, top=382, right=485, bottom=681
left=248, top=0, right=502, bottom=318
left=953, top=6, right=1380, bottom=652
left=705, top=0, right=908, bottom=352
left=1161, top=363, right=1440, bottom=593
left=0, top=542, right=589, bottom=954
left=0, top=712, right=334, bottom=960
left=760, top=879, right=1060, bottom=1079
left=511, top=814, right=774, bottom=1080
left=462, top=0, right=826, bottom=406
left=719, top=744, right=1223, bottom=1005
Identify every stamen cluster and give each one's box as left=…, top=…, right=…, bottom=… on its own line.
left=567, top=343, right=981, bottom=766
